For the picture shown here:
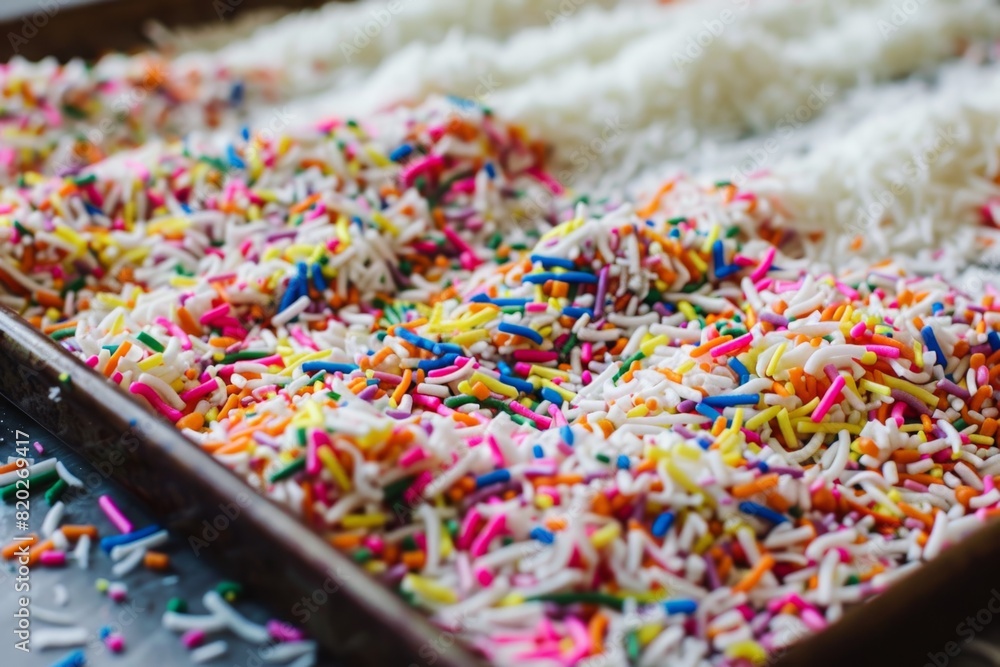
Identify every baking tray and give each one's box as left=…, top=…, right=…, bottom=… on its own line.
left=0, top=305, right=482, bottom=667
left=7, top=304, right=1000, bottom=667
left=4, top=0, right=1000, bottom=663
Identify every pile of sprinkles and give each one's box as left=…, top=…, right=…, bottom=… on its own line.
left=4, top=94, right=1000, bottom=667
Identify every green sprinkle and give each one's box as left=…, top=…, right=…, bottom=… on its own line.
left=216, top=581, right=243, bottom=598
left=595, top=453, right=611, bottom=464
left=526, top=592, right=625, bottom=611
left=444, top=395, right=479, bottom=409
left=136, top=332, right=165, bottom=352
left=220, top=350, right=272, bottom=364
left=166, top=598, right=187, bottom=613
left=383, top=475, right=417, bottom=505
left=268, top=457, right=305, bottom=483
left=2, top=468, right=60, bottom=502
left=352, top=548, right=373, bottom=563
left=50, top=327, right=77, bottom=340
left=45, top=479, right=67, bottom=505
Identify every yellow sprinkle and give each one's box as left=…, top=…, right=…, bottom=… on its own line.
left=341, top=514, right=387, bottom=529
left=318, top=447, right=352, bottom=491
left=746, top=405, right=782, bottom=431
left=529, top=365, right=571, bottom=380
left=448, top=329, right=490, bottom=346
left=137, top=353, right=163, bottom=371
left=725, top=640, right=767, bottom=665
left=676, top=360, right=696, bottom=375
left=701, top=223, right=721, bottom=254
left=498, top=592, right=525, bottom=607
left=880, top=375, right=938, bottom=407
left=788, top=397, right=820, bottom=419
left=403, top=575, right=457, bottom=605
left=776, top=409, right=797, bottom=447
left=969, top=434, right=994, bottom=445
left=765, top=342, right=787, bottom=377
left=638, top=624, right=661, bottom=646
left=590, top=522, right=621, bottom=549
left=535, top=494, right=554, bottom=509
left=627, top=404, right=649, bottom=418
left=796, top=421, right=862, bottom=435
left=859, top=379, right=890, bottom=396
left=678, top=302, right=698, bottom=321
left=640, top=334, right=669, bottom=357
left=472, top=372, right=517, bottom=398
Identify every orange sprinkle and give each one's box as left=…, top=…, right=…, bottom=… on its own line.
left=733, top=554, right=775, bottom=593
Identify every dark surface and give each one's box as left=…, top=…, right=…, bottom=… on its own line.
left=0, top=391, right=301, bottom=666
left=0, top=0, right=342, bottom=61
left=0, top=306, right=481, bottom=667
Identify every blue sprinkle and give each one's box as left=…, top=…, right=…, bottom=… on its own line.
left=540, top=387, right=563, bottom=407
left=446, top=95, right=476, bottom=109
left=432, top=343, right=464, bottom=356
left=616, top=455, right=630, bottom=470
left=395, top=327, right=437, bottom=352
left=990, top=330, right=1000, bottom=352
left=498, top=322, right=543, bottom=345
left=497, top=361, right=513, bottom=376
left=702, top=394, right=759, bottom=407
left=712, top=239, right=726, bottom=270
left=739, top=501, right=788, bottom=524
left=390, top=143, right=414, bottom=162
left=84, top=201, right=103, bottom=215
left=230, top=81, right=245, bottom=105
left=728, top=357, right=751, bottom=385
left=476, top=469, right=511, bottom=488
left=651, top=511, right=675, bottom=538
left=530, top=254, right=576, bottom=270
left=302, top=361, right=359, bottom=374
left=484, top=162, right=496, bottom=179
left=311, top=265, right=328, bottom=292
left=715, top=264, right=740, bottom=279
left=522, top=271, right=598, bottom=285
left=562, top=307, right=594, bottom=319
left=695, top=402, right=724, bottom=422
left=758, top=461, right=770, bottom=473
left=532, top=445, right=544, bottom=459
left=50, top=650, right=86, bottom=667
left=921, top=326, right=947, bottom=368
left=663, top=600, right=698, bottom=615
left=99, top=625, right=113, bottom=639
left=559, top=425, right=574, bottom=446
left=100, top=525, right=161, bottom=553
left=240, top=124, right=250, bottom=141
left=470, top=294, right=531, bottom=306
left=697, top=437, right=713, bottom=450
left=669, top=228, right=681, bottom=238
left=530, top=527, right=554, bottom=544
left=417, top=354, right=458, bottom=371
left=931, top=302, right=944, bottom=315
left=226, top=144, right=245, bottom=170
left=499, top=374, right=534, bottom=394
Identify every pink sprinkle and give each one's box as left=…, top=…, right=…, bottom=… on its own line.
left=105, top=634, right=126, bottom=653
left=129, top=382, right=184, bottom=422
left=399, top=446, right=428, bottom=468
left=474, top=568, right=494, bottom=587
left=709, top=332, right=753, bottom=358
left=811, top=375, right=845, bottom=423
left=849, top=321, right=867, bottom=338
left=98, top=495, right=133, bottom=534
left=181, top=629, right=206, bottom=649
left=267, top=619, right=305, bottom=643
left=511, top=350, right=558, bottom=363
left=471, top=514, right=506, bottom=558
left=39, top=550, right=66, bottom=566
left=750, top=247, right=776, bottom=282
